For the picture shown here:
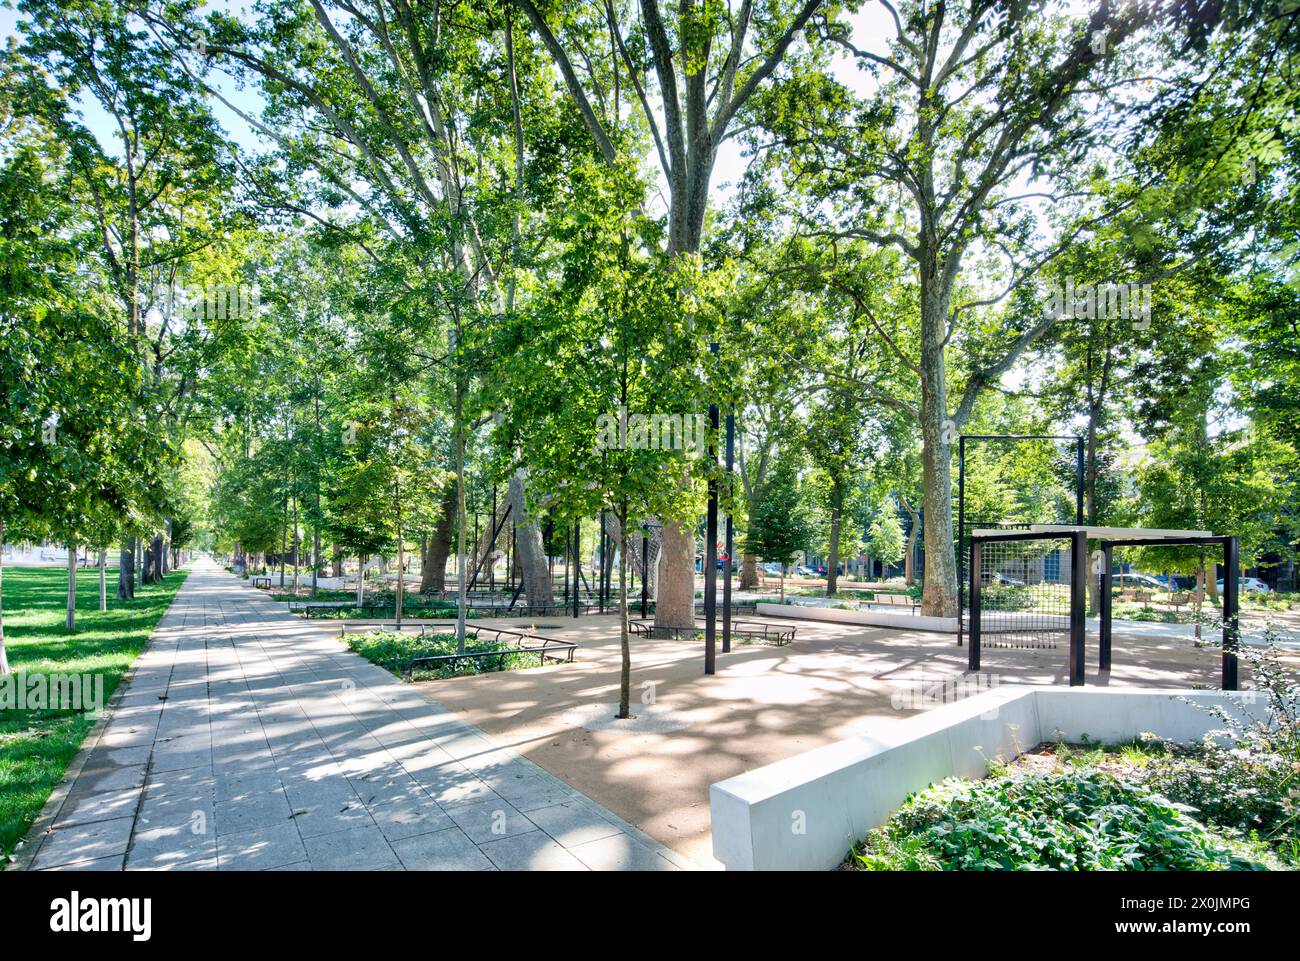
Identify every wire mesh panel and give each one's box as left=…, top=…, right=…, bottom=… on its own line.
left=974, top=536, right=1075, bottom=649
left=970, top=529, right=1086, bottom=685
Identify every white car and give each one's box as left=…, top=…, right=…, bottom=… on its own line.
left=1215, top=577, right=1271, bottom=595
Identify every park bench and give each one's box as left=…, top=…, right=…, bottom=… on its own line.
left=251, top=576, right=272, bottom=589
left=410, top=624, right=577, bottom=673
left=628, top=618, right=796, bottom=646
left=1169, top=592, right=1194, bottom=613
left=863, top=593, right=919, bottom=613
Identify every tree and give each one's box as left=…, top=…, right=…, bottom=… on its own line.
left=516, top=0, right=824, bottom=630
left=339, top=392, right=448, bottom=627
left=746, top=454, right=814, bottom=602
left=868, top=500, right=906, bottom=576
left=15, top=0, right=237, bottom=599
left=490, top=155, right=721, bottom=715
left=746, top=0, right=1250, bottom=615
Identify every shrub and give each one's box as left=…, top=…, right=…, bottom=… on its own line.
left=851, top=770, right=1271, bottom=871
left=1148, top=629, right=1300, bottom=861
left=345, top=629, right=534, bottom=679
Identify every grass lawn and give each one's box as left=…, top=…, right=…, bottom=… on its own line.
left=0, top=564, right=187, bottom=862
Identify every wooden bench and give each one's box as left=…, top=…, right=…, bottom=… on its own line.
left=864, top=593, right=919, bottom=613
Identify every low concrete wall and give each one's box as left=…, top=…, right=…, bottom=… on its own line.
left=709, top=686, right=1264, bottom=871
left=756, top=601, right=959, bottom=634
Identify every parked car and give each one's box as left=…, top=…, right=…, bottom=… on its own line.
left=761, top=562, right=783, bottom=576
left=794, top=565, right=816, bottom=577
left=989, top=572, right=1025, bottom=586
left=1215, top=577, right=1271, bottom=594
left=1114, top=572, right=1167, bottom=591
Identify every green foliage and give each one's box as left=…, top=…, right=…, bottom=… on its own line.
left=345, top=629, right=536, bottom=679
left=745, top=454, right=813, bottom=568
left=867, top=502, right=906, bottom=568
left=852, top=770, right=1271, bottom=872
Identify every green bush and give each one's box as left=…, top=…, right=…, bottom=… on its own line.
left=851, top=770, right=1271, bottom=871
left=1141, top=747, right=1297, bottom=859
left=1142, top=632, right=1300, bottom=862
left=345, top=629, right=535, bottom=679
left=979, top=583, right=1033, bottom=611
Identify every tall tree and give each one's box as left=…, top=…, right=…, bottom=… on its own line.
left=515, top=0, right=823, bottom=629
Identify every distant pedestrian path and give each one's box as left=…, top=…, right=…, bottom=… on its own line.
left=15, top=559, right=683, bottom=872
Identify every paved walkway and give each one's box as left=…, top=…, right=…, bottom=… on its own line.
left=19, top=560, right=685, bottom=871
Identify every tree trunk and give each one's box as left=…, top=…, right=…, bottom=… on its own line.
left=655, top=520, right=696, bottom=630
left=919, top=356, right=958, bottom=616
left=98, top=549, right=107, bottom=612
left=395, top=522, right=405, bottom=629
left=779, top=565, right=786, bottom=603
left=152, top=534, right=165, bottom=583
left=421, top=485, right=455, bottom=595
left=357, top=555, right=366, bottom=607
left=902, top=499, right=919, bottom=587
left=454, top=386, right=469, bottom=653
left=508, top=468, right=553, bottom=606
left=66, top=542, right=77, bottom=632
left=739, top=551, right=758, bottom=591
left=332, top=545, right=343, bottom=578
left=0, top=517, right=10, bottom=675
left=312, top=528, right=321, bottom=594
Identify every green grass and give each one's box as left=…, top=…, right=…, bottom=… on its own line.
left=0, top=564, right=187, bottom=862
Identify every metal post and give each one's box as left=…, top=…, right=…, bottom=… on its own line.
left=640, top=528, right=649, bottom=619
left=1075, top=436, right=1085, bottom=525
left=969, top=538, right=982, bottom=672
left=957, top=435, right=966, bottom=646
left=704, top=377, right=719, bottom=676
left=1100, top=541, right=1113, bottom=671
left=723, top=409, right=734, bottom=653
left=572, top=519, right=581, bottom=618
left=1069, top=530, right=1087, bottom=686
left=599, top=509, right=606, bottom=614
left=1223, top=536, right=1240, bottom=690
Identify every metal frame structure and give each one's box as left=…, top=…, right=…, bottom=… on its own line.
left=969, top=526, right=1242, bottom=690
left=969, top=528, right=1087, bottom=686
left=957, top=433, right=1084, bottom=645
left=1100, top=534, right=1240, bottom=690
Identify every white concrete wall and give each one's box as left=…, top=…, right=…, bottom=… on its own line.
left=710, top=686, right=1265, bottom=871
left=755, top=601, right=959, bottom=634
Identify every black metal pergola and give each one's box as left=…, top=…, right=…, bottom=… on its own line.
left=969, top=525, right=1243, bottom=690
left=1100, top=534, right=1241, bottom=690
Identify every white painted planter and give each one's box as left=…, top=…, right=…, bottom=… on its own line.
left=709, top=686, right=1266, bottom=871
